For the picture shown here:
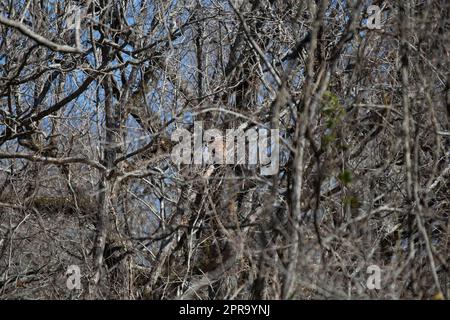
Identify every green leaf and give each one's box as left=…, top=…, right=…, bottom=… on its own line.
left=338, top=170, right=352, bottom=185
left=321, top=133, right=336, bottom=147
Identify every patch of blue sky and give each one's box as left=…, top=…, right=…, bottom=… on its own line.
left=124, top=119, right=151, bottom=154
left=181, top=111, right=194, bottom=125
left=17, top=83, right=35, bottom=114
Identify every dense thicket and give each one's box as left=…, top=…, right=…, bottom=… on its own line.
left=0, top=0, right=448, bottom=299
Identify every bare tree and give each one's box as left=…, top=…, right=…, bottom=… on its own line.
left=0, top=0, right=448, bottom=299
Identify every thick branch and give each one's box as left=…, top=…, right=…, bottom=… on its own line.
left=0, top=15, right=83, bottom=53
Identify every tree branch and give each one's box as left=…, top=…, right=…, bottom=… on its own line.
left=0, top=15, right=82, bottom=54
